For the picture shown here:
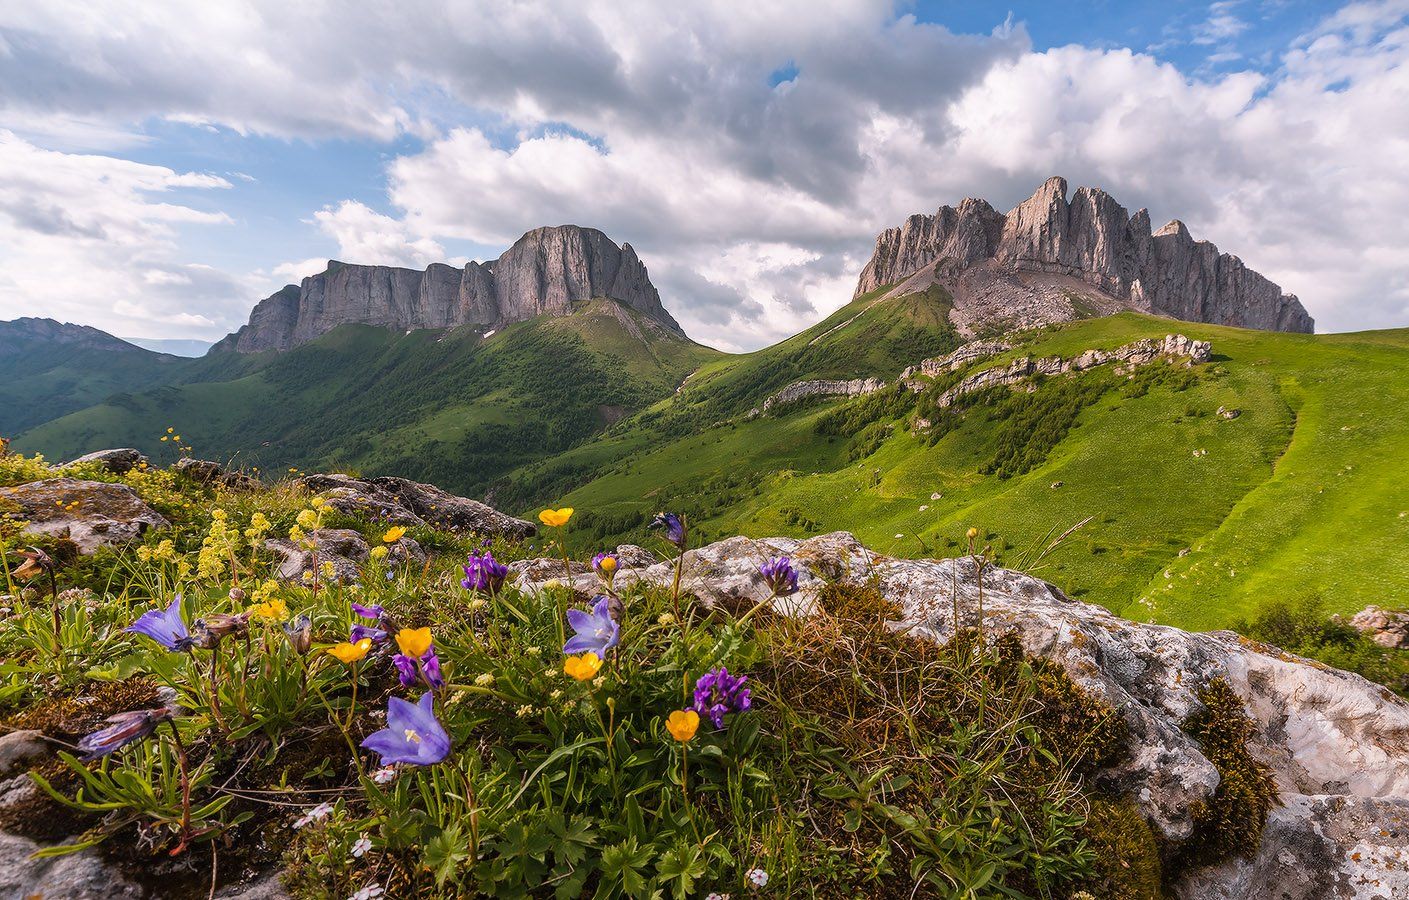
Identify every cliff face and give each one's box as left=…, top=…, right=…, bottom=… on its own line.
left=856, top=176, right=1314, bottom=334
left=0, top=318, right=154, bottom=356
left=214, top=225, right=684, bottom=353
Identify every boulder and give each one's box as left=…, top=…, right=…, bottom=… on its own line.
left=263, top=528, right=425, bottom=583
left=0, top=831, right=145, bottom=898
left=0, top=478, right=169, bottom=553
left=63, top=448, right=148, bottom=474
left=298, top=473, right=535, bottom=538
left=172, top=457, right=259, bottom=491
left=1349, top=605, right=1409, bottom=649
left=0, top=729, right=49, bottom=775
left=515, top=531, right=1409, bottom=898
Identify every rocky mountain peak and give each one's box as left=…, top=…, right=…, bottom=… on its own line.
left=856, top=177, right=1314, bottom=335
left=212, top=225, right=684, bottom=354
left=0, top=317, right=153, bottom=356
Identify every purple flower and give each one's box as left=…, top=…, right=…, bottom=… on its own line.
left=649, top=512, right=687, bottom=548
left=352, top=602, right=385, bottom=620
left=759, top=556, right=798, bottom=596
left=564, top=596, right=620, bottom=656
left=361, top=693, right=451, bottom=766
left=78, top=706, right=176, bottom=760
left=351, top=623, right=389, bottom=644
left=693, top=667, right=752, bottom=729
left=393, top=647, right=444, bottom=690
left=284, top=614, right=313, bottom=655
left=461, top=551, right=508, bottom=593
left=126, top=596, right=194, bottom=652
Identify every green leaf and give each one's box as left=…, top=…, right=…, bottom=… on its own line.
left=424, top=824, right=472, bottom=887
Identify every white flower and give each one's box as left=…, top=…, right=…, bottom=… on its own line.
left=350, top=835, right=372, bottom=858
left=657, top=613, right=675, bottom=626
left=468, top=597, right=487, bottom=611
left=747, top=868, right=768, bottom=888
left=549, top=689, right=563, bottom=700
left=474, top=673, right=495, bottom=687
left=515, top=704, right=534, bottom=718
left=348, top=884, right=384, bottom=900
left=293, top=801, right=334, bottom=829
left=706, top=894, right=731, bottom=900
left=371, top=766, right=397, bottom=785
left=592, top=676, right=606, bottom=689
left=525, top=645, right=541, bottom=656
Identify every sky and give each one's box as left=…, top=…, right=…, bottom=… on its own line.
left=1, top=0, right=1406, bottom=352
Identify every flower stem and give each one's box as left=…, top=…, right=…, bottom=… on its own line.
left=166, top=719, right=192, bottom=854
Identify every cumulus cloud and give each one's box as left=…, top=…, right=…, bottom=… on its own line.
left=0, top=131, right=254, bottom=336
left=2, top=0, right=1408, bottom=344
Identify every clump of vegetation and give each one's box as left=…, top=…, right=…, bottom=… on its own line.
left=1175, top=678, right=1279, bottom=870
left=1235, top=596, right=1409, bottom=695
left=0, top=450, right=1175, bottom=898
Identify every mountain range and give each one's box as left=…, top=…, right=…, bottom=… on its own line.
left=9, top=176, right=1407, bottom=632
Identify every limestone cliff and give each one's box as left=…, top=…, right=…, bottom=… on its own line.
left=856, top=176, right=1314, bottom=334
left=213, top=225, right=684, bottom=353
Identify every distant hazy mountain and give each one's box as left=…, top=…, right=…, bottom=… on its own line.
left=855, top=175, right=1314, bottom=335
left=121, top=337, right=214, bottom=357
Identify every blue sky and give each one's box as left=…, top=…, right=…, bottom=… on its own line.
left=1, top=1, right=1405, bottom=349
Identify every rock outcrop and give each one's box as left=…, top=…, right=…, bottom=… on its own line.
left=898, top=340, right=1010, bottom=382
left=0, top=318, right=154, bottom=356
left=213, top=226, right=683, bottom=353
left=263, top=527, right=424, bottom=583
left=0, top=478, right=169, bottom=553
left=515, top=531, right=1409, bottom=899
left=63, top=448, right=148, bottom=475
left=1349, top=606, right=1409, bottom=650
left=905, top=334, right=1212, bottom=408
left=298, top=473, right=536, bottom=538
left=760, top=377, right=886, bottom=413
left=856, top=176, right=1314, bottom=335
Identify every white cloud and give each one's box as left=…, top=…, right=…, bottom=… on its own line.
left=312, top=201, right=451, bottom=269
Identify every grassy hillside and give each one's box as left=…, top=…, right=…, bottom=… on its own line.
left=18, top=300, right=719, bottom=496
left=543, top=313, right=1409, bottom=630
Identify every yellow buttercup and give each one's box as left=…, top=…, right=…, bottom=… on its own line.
left=539, top=507, right=574, bottom=527
left=665, top=709, right=700, bottom=742
left=563, top=652, right=602, bottom=681
left=396, top=627, right=433, bottom=658
left=382, top=526, right=407, bottom=543
left=327, top=638, right=372, bottom=663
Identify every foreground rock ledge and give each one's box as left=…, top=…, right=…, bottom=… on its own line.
left=0, top=478, right=170, bottom=554
left=515, top=531, right=1409, bottom=900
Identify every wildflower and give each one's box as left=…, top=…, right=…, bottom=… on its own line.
left=296, top=509, right=319, bottom=530
left=563, top=652, right=603, bottom=681
left=293, top=801, right=334, bottom=829
left=327, top=638, right=372, bottom=664
left=125, top=596, right=194, bottom=652
left=525, top=645, right=541, bottom=656
left=352, top=602, right=385, bottom=620
left=370, top=766, right=397, bottom=785
left=369, top=545, right=388, bottom=562
left=649, top=512, right=687, bottom=548
left=188, top=612, right=250, bottom=649
left=395, top=627, right=433, bottom=658
left=706, top=894, right=731, bottom=900
left=592, top=676, right=606, bottom=689
left=350, top=835, right=372, bottom=858
left=563, top=596, right=619, bottom=656
left=461, top=550, right=508, bottom=593
left=381, top=526, right=406, bottom=543
left=549, top=689, right=563, bottom=700
left=351, top=623, right=389, bottom=644
left=591, top=552, right=618, bottom=583
left=665, top=709, right=700, bottom=742
left=249, top=596, right=288, bottom=621
left=657, top=613, right=676, bottom=626
left=361, top=693, right=451, bottom=766
left=468, top=597, right=487, bottom=612
left=284, top=614, right=313, bottom=655
left=966, top=526, right=979, bottom=540
left=473, top=673, right=495, bottom=687
left=693, top=667, right=752, bottom=729
left=77, top=706, right=177, bottom=760
left=539, top=507, right=573, bottom=527
left=515, top=705, right=534, bottom=718
left=348, top=885, right=384, bottom=900
left=747, top=868, right=769, bottom=888
left=13, top=547, right=53, bottom=580
left=759, top=556, right=798, bottom=596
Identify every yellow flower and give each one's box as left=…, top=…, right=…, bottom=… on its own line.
left=167, top=427, right=175, bottom=434
left=382, top=526, right=407, bottom=543
left=966, top=527, right=979, bottom=540
left=249, top=596, right=288, bottom=621
left=666, top=709, right=700, bottom=742
left=369, top=545, right=388, bottom=561
left=396, top=627, right=433, bottom=658
left=296, top=509, right=319, bottom=530
left=598, top=556, right=617, bottom=576
left=327, top=638, right=372, bottom=663
left=563, top=652, right=603, bottom=681
left=160, top=436, right=169, bottom=442
left=538, top=507, right=574, bottom=527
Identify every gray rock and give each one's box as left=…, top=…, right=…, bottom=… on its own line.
left=0, top=730, right=49, bottom=775
left=761, top=377, right=885, bottom=412
left=298, top=474, right=426, bottom=527
left=172, top=457, right=259, bottom=491
left=515, top=531, right=1409, bottom=897
left=263, top=528, right=424, bottom=583
left=213, top=872, right=291, bottom=899
left=299, top=473, right=535, bottom=538
left=63, top=448, right=148, bottom=474
left=0, top=831, right=146, bottom=898
left=856, top=176, right=1313, bottom=334
left=1349, top=606, right=1409, bottom=649
left=213, top=226, right=683, bottom=353
left=0, top=478, right=170, bottom=553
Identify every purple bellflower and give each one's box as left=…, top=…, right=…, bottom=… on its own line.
left=361, top=693, right=451, bottom=766
left=461, top=551, right=508, bottom=593
left=393, top=647, right=445, bottom=690
left=564, top=596, right=620, bottom=656
left=78, top=706, right=177, bottom=760
left=759, top=556, right=799, bottom=596
left=352, top=602, right=385, bottom=620
left=649, top=512, right=687, bottom=549
left=126, top=596, right=194, bottom=652
left=693, top=667, right=752, bottom=729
